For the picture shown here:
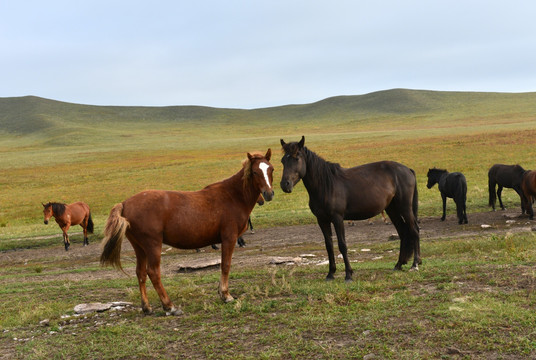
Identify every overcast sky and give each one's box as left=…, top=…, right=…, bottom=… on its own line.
left=1, top=1, right=535, bottom=109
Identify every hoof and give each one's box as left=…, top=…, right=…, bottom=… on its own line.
left=409, top=266, right=419, bottom=272
left=221, top=294, right=234, bottom=303
left=165, top=307, right=184, bottom=316
left=325, top=275, right=335, bottom=282
left=142, top=307, right=153, bottom=315
left=345, top=277, right=353, bottom=283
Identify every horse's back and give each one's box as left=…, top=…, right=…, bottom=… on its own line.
left=341, top=161, right=416, bottom=220
left=489, top=164, right=525, bottom=187
left=67, top=201, right=90, bottom=224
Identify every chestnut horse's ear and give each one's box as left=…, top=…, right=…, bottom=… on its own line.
left=42, top=202, right=46, bottom=207
left=280, top=139, right=286, bottom=147
left=247, top=152, right=253, bottom=161
left=265, top=148, right=272, bottom=161
left=298, top=136, right=305, bottom=148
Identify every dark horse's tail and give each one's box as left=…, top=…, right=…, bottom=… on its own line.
left=411, top=169, right=419, bottom=224
left=100, top=203, right=130, bottom=271
left=398, top=168, right=420, bottom=266
left=87, top=212, right=94, bottom=234
left=488, top=169, right=496, bottom=208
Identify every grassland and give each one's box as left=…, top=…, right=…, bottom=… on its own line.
left=2, top=89, right=536, bottom=240
left=1, top=89, right=536, bottom=358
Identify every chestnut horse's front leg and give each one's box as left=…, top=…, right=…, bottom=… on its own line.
left=218, top=234, right=237, bottom=303
left=61, top=225, right=70, bottom=251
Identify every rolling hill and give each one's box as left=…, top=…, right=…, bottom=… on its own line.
left=2, top=89, right=536, bottom=136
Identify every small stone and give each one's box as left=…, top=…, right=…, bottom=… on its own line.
left=481, top=224, right=492, bottom=229
left=39, top=319, right=50, bottom=326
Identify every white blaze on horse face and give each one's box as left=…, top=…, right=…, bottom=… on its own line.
left=259, top=162, right=272, bottom=189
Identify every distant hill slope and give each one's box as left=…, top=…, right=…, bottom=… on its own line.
left=1, top=89, right=536, bottom=135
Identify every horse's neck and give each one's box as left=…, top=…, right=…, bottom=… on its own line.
left=226, top=168, right=260, bottom=207
left=301, top=150, right=330, bottom=196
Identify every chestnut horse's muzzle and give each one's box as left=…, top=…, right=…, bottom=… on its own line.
left=262, top=190, right=275, bottom=202
left=44, top=220, right=49, bottom=225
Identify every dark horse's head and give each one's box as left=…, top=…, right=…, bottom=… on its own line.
left=280, top=136, right=306, bottom=193
left=245, top=149, right=275, bottom=202
left=426, top=168, right=447, bottom=189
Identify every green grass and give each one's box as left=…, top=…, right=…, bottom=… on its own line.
left=2, top=88, right=536, bottom=358
left=1, top=232, right=535, bottom=359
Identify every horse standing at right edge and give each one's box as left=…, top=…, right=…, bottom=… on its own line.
left=280, top=136, right=420, bottom=281
left=488, top=164, right=527, bottom=213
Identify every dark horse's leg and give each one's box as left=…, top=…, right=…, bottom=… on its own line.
left=248, top=217, right=254, bottom=233
left=332, top=216, right=353, bottom=282
left=317, top=219, right=337, bottom=280
left=441, top=193, right=447, bottom=221
left=455, top=196, right=464, bottom=224
left=497, top=185, right=506, bottom=210
left=388, top=206, right=420, bottom=271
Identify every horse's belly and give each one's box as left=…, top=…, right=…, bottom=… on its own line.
left=163, top=224, right=220, bottom=249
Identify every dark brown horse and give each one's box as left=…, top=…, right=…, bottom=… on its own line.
left=42, top=202, right=94, bottom=251
left=521, top=170, right=536, bottom=219
left=280, top=136, right=420, bottom=281
left=100, top=150, right=274, bottom=315
left=488, top=164, right=527, bottom=213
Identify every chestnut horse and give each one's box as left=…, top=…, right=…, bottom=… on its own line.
left=521, top=170, right=536, bottom=219
left=100, top=150, right=274, bottom=315
left=42, top=202, right=94, bottom=251
left=280, top=136, right=420, bottom=281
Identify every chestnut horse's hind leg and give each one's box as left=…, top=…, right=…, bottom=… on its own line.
left=130, top=243, right=153, bottom=315
left=82, top=223, right=89, bottom=246
left=145, top=246, right=182, bottom=315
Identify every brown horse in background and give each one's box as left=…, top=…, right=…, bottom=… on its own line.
left=100, top=150, right=274, bottom=315
left=42, top=202, right=94, bottom=251
left=521, top=170, right=536, bottom=219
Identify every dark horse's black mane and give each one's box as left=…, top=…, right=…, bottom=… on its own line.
left=45, top=202, right=66, bottom=216
left=302, top=147, right=347, bottom=203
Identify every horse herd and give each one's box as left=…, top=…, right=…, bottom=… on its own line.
left=39, top=136, right=535, bottom=315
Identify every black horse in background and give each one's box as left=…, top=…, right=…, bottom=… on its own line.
left=426, top=168, right=468, bottom=224
left=280, top=136, right=421, bottom=281
left=488, top=164, right=527, bottom=213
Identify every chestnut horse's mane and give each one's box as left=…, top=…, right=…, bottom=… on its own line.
left=44, top=202, right=66, bottom=217
left=242, top=152, right=265, bottom=188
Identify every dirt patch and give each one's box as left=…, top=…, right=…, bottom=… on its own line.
left=1, top=209, right=533, bottom=283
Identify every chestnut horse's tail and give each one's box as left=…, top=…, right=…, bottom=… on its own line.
left=87, top=212, right=94, bottom=234
left=100, top=203, right=129, bottom=271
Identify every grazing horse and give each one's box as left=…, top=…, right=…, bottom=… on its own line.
left=488, top=164, right=527, bottom=213
left=42, top=202, right=94, bottom=251
left=100, top=150, right=274, bottom=315
left=521, top=170, right=536, bottom=219
left=280, top=136, right=420, bottom=281
left=426, top=168, right=468, bottom=224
